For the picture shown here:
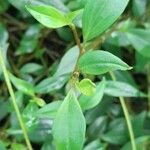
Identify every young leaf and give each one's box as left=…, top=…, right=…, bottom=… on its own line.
left=82, top=0, right=129, bottom=41
left=9, top=72, right=35, bottom=96
left=78, top=50, right=131, bottom=75
left=66, top=9, right=83, bottom=23
left=52, top=90, right=86, bottom=150
left=36, top=101, right=62, bottom=119
left=79, top=79, right=105, bottom=110
left=76, top=78, right=96, bottom=96
left=26, top=5, right=67, bottom=28
left=32, top=97, right=46, bottom=107
left=104, top=81, right=147, bottom=97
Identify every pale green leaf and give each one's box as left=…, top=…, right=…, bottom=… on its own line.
left=79, top=79, right=105, bottom=110
left=26, top=5, right=67, bottom=28
left=52, top=90, right=86, bottom=150
left=77, top=78, right=96, bottom=96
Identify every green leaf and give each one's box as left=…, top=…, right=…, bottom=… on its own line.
left=66, top=9, right=83, bottom=23
left=32, top=97, right=46, bottom=107
left=126, top=28, right=150, bottom=58
left=36, top=101, right=62, bottom=119
left=77, top=78, right=96, bottom=96
left=121, top=136, right=150, bottom=150
left=79, top=79, right=105, bottom=110
left=0, top=0, right=9, bottom=13
left=52, top=90, right=86, bottom=150
left=78, top=50, right=131, bottom=75
left=84, top=140, right=107, bottom=150
left=9, top=72, right=35, bottom=96
left=20, top=63, right=43, bottom=74
left=104, top=81, right=146, bottom=97
left=55, top=46, right=79, bottom=77
left=35, top=75, right=69, bottom=94
left=26, top=5, right=67, bottom=28
left=132, top=0, right=147, bottom=17
left=16, top=24, right=42, bottom=55
left=0, top=141, right=6, bottom=150
left=22, top=102, right=39, bottom=128
left=82, top=0, right=129, bottom=41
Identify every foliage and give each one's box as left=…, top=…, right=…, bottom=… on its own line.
left=0, top=0, right=150, bottom=150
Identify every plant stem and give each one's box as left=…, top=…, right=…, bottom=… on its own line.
left=110, top=72, right=137, bottom=150
left=147, top=63, right=150, bottom=117
left=69, top=24, right=85, bottom=56
left=0, top=48, right=33, bottom=150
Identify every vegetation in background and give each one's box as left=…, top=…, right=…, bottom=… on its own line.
left=0, top=0, right=150, bottom=150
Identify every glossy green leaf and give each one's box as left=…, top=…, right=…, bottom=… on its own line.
left=22, top=102, right=39, bottom=128
left=104, top=81, right=146, bottom=97
left=79, top=79, right=105, bottom=110
left=52, top=90, right=86, bottom=150
left=78, top=50, right=131, bottom=75
left=9, top=72, right=35, bottom=96
left=35, top=75, right=69, bottom=94
left=16, top=24, right=42, bottom=55
left=126, top=28, right=150, bottom=58
left=82, top=0, right=129, bottom=41
left=55, top=46, right=79, bottom=76
left=36, top=101, right=62, bottom=119
left=26, top=5, right=67, bottom=28
left=77, top=78, right=96, bottom=96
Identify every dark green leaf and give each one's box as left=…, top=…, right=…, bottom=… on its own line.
left=78, top=50, right=131, bottom=75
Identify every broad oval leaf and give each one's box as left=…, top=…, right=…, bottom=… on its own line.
left=78, top=50, right=131, bottom=75
left=26, top=5, right=67, bottom=28
left=52, top=90, right=86, bottom=150
left=82, top=0, right=129, bottom=41
left=104, top=81, right=147, bottom=97
left=79, top=79, right=105, bottom=110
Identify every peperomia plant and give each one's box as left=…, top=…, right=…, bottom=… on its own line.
left=0, top=0, right=150, bottom=150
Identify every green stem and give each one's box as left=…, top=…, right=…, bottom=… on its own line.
left=0, top=48, right=33, bottom=150
left=110, top=72, right=137, bottom=150
left=147, top=63, right=150, bottom=117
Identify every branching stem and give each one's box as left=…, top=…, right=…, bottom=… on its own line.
left=0, top=48, right=33, bottom=150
